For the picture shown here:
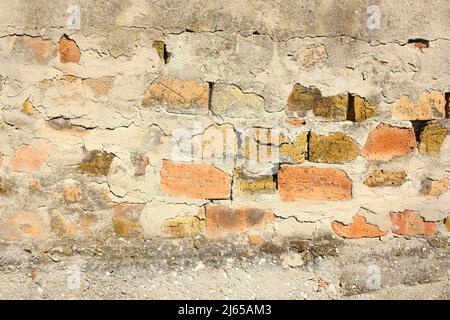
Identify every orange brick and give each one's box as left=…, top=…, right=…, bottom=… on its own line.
left=160, top=160, right=232, bottom=199
left=58, top=35, right=80, bottom=64
left=361, top=124, right=416, bottom=161
left=205, top=205, right=274, bottom=238
left=278, top=165, right=352, bottom=201
left=142, top=77, right=209, bottom=114
left=286, top=118, right=306, bottom=126
left=390, top=210, right=438, bottom=236
left=332, top=214, right=388, bottom=238
left=393, top=91, right=446, bottom=120
left=10, top=144, right=49, bottom=172
left=0, top=211, right=46, bottom=241
left=24, top=36, right=54, bottom=64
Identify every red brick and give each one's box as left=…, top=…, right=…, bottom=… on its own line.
left=361, top=124, right=416, bottom=161
left=390, top=210, right=438, bottom=236
left=278, top=165, right=352, bottom=201
left=332, top=214, right=388, bottom=238
left=205, top=205, right=274, bottom=238
left=160, top=160, right=232, bottom=199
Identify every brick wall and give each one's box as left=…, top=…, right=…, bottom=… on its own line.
left=0, top=0, right=449, bottom=245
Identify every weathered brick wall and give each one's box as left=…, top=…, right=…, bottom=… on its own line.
left=0, top=0, right=449, bottom=245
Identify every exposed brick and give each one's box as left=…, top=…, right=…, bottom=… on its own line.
left=58, top=35, right=81, bottom=64
left=393, top=91, right=446, bottom=120
left=361, top=124, right=416, bottom=161
left=353, top=96, right=377, bottom=121
left=112, top=204, right=144, bottom=238
left=418, top=123, right=447, bottom=155
left=82, top=76, right=114, bottom=97
left=10, top=143, right=49, bottom=172
left=24, top=36, right=54, bottom=64
left=364, top=170, right=407, bottom=187
left=142, top=77, right=209, bottom=114
left=210, top=84, right=265, bottom=118
left=286, top=84, right=347, bottom=121
left=0, top=211, right=46, bottom=241
left=390, top=210, right=438, bottom=236
left=160, top=160, right=232, bottom=199
left=163, top=215, right=204, bottom=238
left=286, top=118, right=306, bottom=126
left=205, top=205, right=274, bottom=238
left=78, top=150, right=115, bottom=176
left=313, top=95, right=348, bottom=120
left=280, top=132, right=308, bottom=163
left=420, top=176, right=448, bottom=197
left=234, top=169, right=276, bottom=194
left=243, top=128, right=284, bottom=163
left=287, top=84, right=320, bottom=116
left=278, top=165, right=352, bottom=201
left=9, top=36, right=55, bottom=64
left=332, top=214, right=388, bottom=238
left=50, top=212, right=78, bottom=238
left=407, top=39, right=429, bottom=50
left=63, top=185, right=83, bottom=203
left=309, top=132, right=360, bottom=163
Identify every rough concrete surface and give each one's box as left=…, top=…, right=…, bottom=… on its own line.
left=0, top=0, right=449, bottom=300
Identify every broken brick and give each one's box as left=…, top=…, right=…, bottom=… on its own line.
left=58, top=35, right=81, bottom=64
left=418, top=123, right=447, bottom=155
left=78, top=150, right=115, bottom=176
left=393, top=91, right=446, bottom=120
left=0, top=211, right=47, bottom=241
left=390, top=210, right=438, bottom=236
left=278, top=165, right=352, bottom=201
left=309, top=132, right=360, bottom=163
left=160, top=160, right=232, bottom=199
left=205, top=205, right=274, bottom=238
left=332, top=214, right=388, bottom=238
left=10, top=144, right=49, bottom=172
left=286, top=84, right=347, bottom=121
left=361, top=124, right=416, bottom=161
left=142, top=77, right=209, bottom=114
left=163, top=215, right=204, bottom=238
left=364, top=170, right=407, bottom=187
